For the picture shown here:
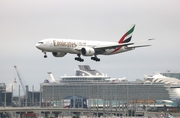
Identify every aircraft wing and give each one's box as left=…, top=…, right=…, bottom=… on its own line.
left=127, top=45, right=151, bottom=48
left=74, top=42, right=134, bottom=52
left=93, top=38, right=154, bottom=50
left=126, top=38, right=154, bottom=48
left=93, top=42, right=134, bottom=50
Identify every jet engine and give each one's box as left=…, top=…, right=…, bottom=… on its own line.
left=52, top=52, right=67, bottom=57
left=81, top=47, right=95, bottom=56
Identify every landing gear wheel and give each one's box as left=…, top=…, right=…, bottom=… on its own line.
left=44, top=55, right=47, bottom=58
left=96, top=58, right=100, bottom=62
left=43, top=51, right=47, bottom=58
left=80, top=59, right=84, bottom=62
left=91, top=56, right=100, bottom=62
left=75, top=56, right=84, bottom=62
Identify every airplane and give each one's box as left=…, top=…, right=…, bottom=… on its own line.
left=36, top=24, right=153, bottom=62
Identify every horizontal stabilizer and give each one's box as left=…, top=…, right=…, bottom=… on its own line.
left=148, top=38, right=155, bottom=41
left=134, top=38, right=155, bottom=43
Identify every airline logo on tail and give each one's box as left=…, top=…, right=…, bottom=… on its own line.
left=112, top=25, right=135, bottom=53
left=121, top=25, right=135, bottom=43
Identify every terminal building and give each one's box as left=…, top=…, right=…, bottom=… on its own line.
left=40, top=65, right=178, bottom=109
left=0, top=83, right=12, bottom=106
left=0, top=83, right=41, bottom=107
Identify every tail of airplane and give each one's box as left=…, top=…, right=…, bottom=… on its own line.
left=118, top=24, right=135, bottom=44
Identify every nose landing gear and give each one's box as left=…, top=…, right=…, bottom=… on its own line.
left=43, top=51, right=47, bottom=58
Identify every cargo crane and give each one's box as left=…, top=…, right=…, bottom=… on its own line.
left=14, top=65, right=26, bottom=94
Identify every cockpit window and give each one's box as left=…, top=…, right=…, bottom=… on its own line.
left=38, top=42, right=44, bottom=44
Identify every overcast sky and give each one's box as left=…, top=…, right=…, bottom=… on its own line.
left=0, top=0, right=180, bottom=94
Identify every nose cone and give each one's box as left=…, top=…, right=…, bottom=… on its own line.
left=36, top=43, right=42, bottom=49
left=36, top=43, right=40, bottom=48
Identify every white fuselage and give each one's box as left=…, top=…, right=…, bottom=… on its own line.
left=36, top=38, right=133, bottom=56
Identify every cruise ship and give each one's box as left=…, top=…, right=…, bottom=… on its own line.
left=40, top=65, right=177, bottom=110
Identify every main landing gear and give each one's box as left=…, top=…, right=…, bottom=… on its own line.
left=75, top=54, right=84, bottom=62
left=74, top=54, right=100, bottom=62
left=91, top=55, right=100, bottom=62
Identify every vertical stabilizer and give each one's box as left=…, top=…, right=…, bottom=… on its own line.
left=118, top=24, right=135, bottom=43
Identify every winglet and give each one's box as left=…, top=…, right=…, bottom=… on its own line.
left=118, top=24, right=135, bottom=44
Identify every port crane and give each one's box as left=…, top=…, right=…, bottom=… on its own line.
left=14, top=65, right=26, bottom=94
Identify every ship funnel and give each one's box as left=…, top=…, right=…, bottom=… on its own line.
left=47, top=72, right=56, bottom=83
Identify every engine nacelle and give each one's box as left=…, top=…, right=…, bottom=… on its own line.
left=81, top=47, right=95, bottom=56
left=52, top=52, right=67, bottom=57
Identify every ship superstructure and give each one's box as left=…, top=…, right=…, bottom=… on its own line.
left=59, top=65, right=110, bottom=83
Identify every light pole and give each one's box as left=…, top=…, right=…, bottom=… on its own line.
left=4, top=85, right=6, bottom=108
